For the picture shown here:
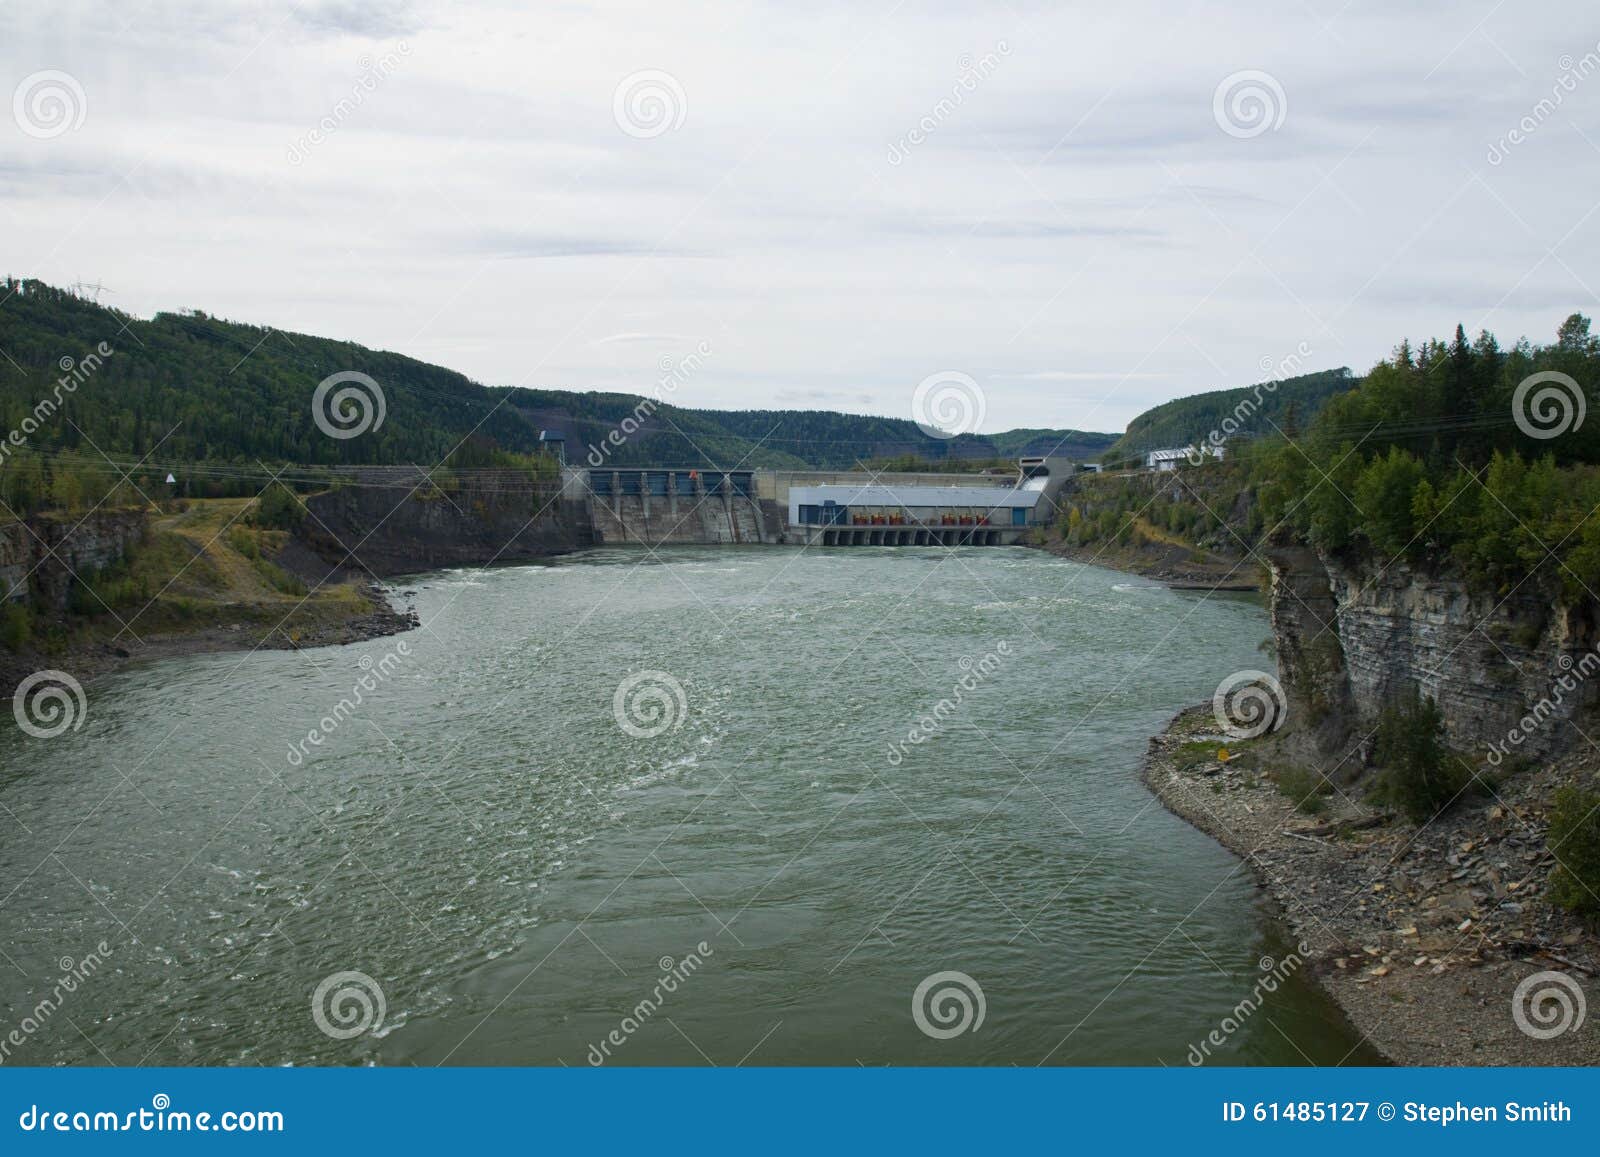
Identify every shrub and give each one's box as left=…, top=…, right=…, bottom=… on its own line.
left=1275, top=765, right=1333, bottom=815
left=226, top=526, right=260, bottom=559
left=251, top=556, right=307, bottom=596
left=1548, top=783, right=1600, bottom=920
left=0, top=602, right=30, bottom=650
left=1373, top=694, right=1471, bottom=822
left=252, top=483, right=304, bottom=530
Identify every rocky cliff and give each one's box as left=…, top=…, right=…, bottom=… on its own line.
left=298, top=476, right=594, bottom=579
left=0, top=509, right=147, bottom=609
left=1268, top=544, right=1600, bottom=767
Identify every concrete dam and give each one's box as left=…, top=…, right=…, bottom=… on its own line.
left=574, top=457, right=1075, bottom=548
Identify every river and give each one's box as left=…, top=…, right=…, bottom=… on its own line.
left=0, top=545, right=1379, bottom=1066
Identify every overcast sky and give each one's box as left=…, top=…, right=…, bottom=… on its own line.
left=3, top=0, right=1599, bottom=434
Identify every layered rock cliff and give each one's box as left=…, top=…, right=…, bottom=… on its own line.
left=0, top=509, right=147, bottom=609
left=1268, top=544, right=1600, bottom=767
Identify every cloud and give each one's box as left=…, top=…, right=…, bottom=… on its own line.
left=2, top=0, right=1595, bottom=433
left=292, top=0, right=425, bottom=39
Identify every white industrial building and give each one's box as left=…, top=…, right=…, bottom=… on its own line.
left=786, top=456, right=1072, bottom=546
left=1145, top=445, right=1223, bottom=471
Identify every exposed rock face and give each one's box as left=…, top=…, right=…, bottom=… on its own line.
left=300, top=478, right=594, bottom=579
left=1268, top=544, right=1600, bottom=765
left=1266, top=544, right=1358, bottom=767
left=0, top=510, right=147, bottom=608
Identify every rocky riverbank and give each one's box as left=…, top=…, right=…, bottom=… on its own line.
left=1035, top=531, right=1264, bottom=591
left=1, top=574, right=418, bottom=700
left=1143, top=705, right=1599, bottom=1065
left=0, top=498, right=425, bottom=702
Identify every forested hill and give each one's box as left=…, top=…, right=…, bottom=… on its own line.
left=0, top=280, right=1114, bottom=473
left=1104, top=367, right=1355, bottom=463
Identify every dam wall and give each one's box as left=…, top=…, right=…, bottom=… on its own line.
left=581, top=469, right=783, bottom=545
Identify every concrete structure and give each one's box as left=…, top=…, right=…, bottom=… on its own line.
left=572, top=456, right=1076, bottom=547
left=584, top=468, right=782, bottom=545
left=755, top=469, right=1016, bottom=508
left=784, top=456, right=1075, bottom=547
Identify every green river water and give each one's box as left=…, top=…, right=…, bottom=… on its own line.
left=0, top=545, right=1380, bottom=1065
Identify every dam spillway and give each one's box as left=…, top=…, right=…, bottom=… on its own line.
left=573, top=456, right=1074, bottom=548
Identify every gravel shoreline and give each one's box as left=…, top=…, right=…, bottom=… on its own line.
left=1, top=578, right=418, bottom=699
left=1142, top=704, right=1598, bottom=1066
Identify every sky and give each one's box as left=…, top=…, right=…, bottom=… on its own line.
left=3, top=0, right=1599, bottom=436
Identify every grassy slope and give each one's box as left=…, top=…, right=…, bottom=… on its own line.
left=40, top=498, right=378, bottom=650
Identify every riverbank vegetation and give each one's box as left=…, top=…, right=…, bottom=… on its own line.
left=1254, top=313, right=1600, bottom=599
left=1, top=497, right=380, bottom=659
